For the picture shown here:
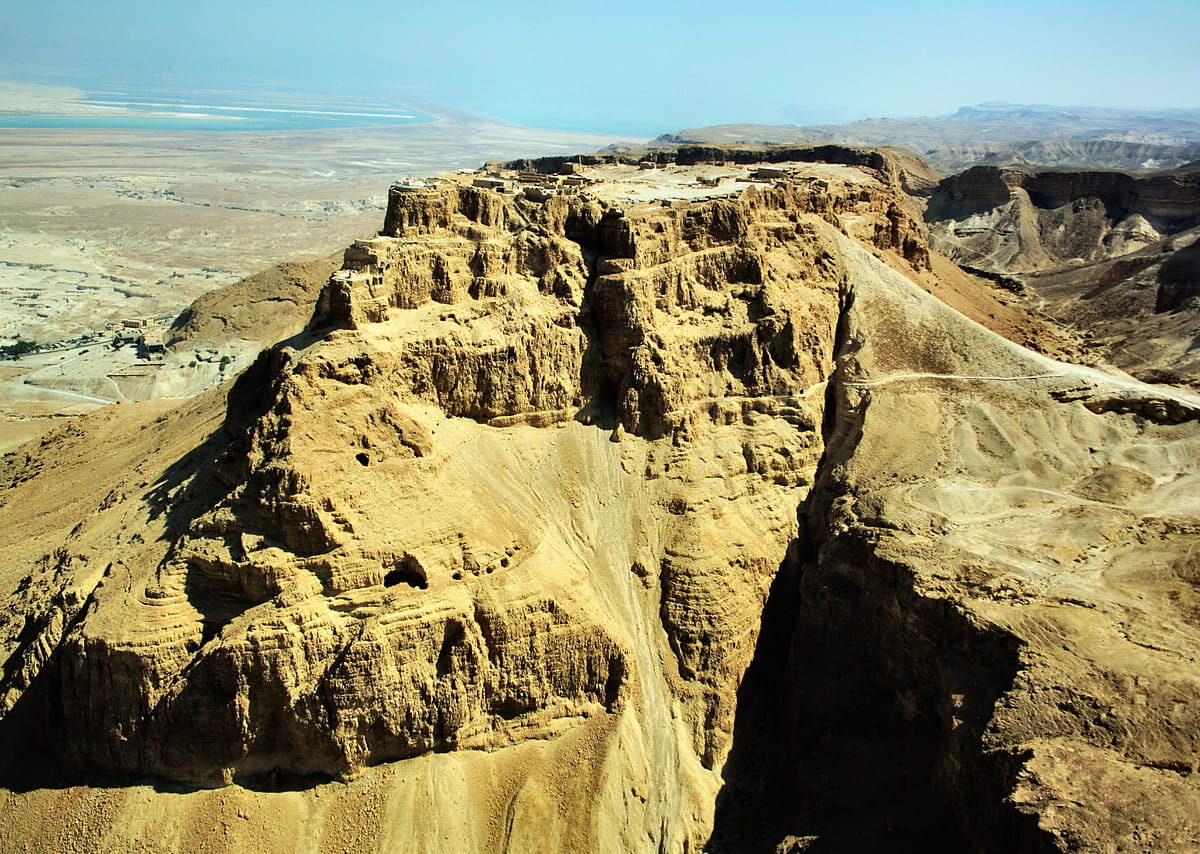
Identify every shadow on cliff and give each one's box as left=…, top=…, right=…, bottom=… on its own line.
left=706, top=321, right=1048, bottom=852
left=140, top=334, right=324, bottom=650
left=144, top=330, right=323, bottom=529
left=1155, top=236, right=1200, bottom=312
left=571, top=238, right=622, bottom=433
left=705, top=522, right=1044, bottom=851
left=704, top=535, right=975, bottom=853
left=573, top=246, right=619, bottom=433
left=0, top=332, right=334, bottom=795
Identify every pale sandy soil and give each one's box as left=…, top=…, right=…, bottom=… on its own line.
left=0, top=118, right=641, bottom=448
left=0, top=165, right=1197, bottom=849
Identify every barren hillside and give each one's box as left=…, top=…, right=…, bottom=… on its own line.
left=656, top=104, right=1200, bottom=171
left=925, top=162, right=1200, bottom=386
left=0, top=149, right=1197, bottom=852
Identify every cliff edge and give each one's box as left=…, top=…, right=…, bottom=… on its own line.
left=0, top=153, right=1197, bottom=852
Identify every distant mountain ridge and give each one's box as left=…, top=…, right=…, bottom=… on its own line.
left=945, top=101, right=1200, bottom=125
left=657, top=102, right=1200, bottom=172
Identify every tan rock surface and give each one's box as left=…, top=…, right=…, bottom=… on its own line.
left=926, top=164, right=1200, bottom=273
left=0, top=151, right=1198, bottom=852
left=0, top=118, right=640, bottom=455
left=713, top=234, right=1200, bottom=849
left=926, top=162, right=1200, bottom=386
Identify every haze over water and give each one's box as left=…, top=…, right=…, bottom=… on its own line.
left=1, top=0, right=1197, bottom=135
left=0, top=86, right=434, bottom=131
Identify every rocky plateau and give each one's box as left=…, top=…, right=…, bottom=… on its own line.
left=0, top=146, right=1198, bottom=852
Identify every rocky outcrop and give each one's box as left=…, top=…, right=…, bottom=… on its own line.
left=926, top=163, right=1200, bottom=272
left=1, top=154, right=1199, bottom=852
left=311, top=176, right=927, bottom=440
left=3, top=166, right=905, bottom=799
left=166, top=253, right=344, bottom=352
left=498, top=142, right=942, bottom=197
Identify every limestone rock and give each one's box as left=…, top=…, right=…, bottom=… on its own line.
left=926, top=163, right=1200, bottom=272
left=0, top=152, right=1197, bottom=852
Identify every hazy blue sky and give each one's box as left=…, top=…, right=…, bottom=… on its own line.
left=1, top=0, right=1197, bottom=135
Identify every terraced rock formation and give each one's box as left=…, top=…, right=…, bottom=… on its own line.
left=924, top=162, right=1200, bottom=386
left=0, top=150, right=1197, bottom=852
left=925, top=163, right=1200, bottom=272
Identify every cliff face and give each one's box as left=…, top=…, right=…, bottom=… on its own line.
left=926, top=163, right=1200, bottom=272
left=47, top=178, right=869, bottom=794
left=1, top=156, right=1199, bottom=852
left=714, top=237, right=1200, bottom=850
left=926, top=161, right=1200, bottom=387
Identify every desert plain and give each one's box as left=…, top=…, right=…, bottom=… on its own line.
left=0, top=105, right=634, bottom=451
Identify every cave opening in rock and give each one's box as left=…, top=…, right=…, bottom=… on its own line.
left=384, top=554, right=428, bottom=589
left=355, top=452, right=370, bottom=466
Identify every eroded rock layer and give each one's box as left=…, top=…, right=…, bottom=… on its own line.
left=926, top=163, right=1200, bottom=272
left=0, top=152, right=1198, bottom=852
left=924, top=159, right=1200, bottom=387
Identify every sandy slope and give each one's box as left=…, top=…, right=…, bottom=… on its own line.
left=0, top=154, right=1197, bottom=851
